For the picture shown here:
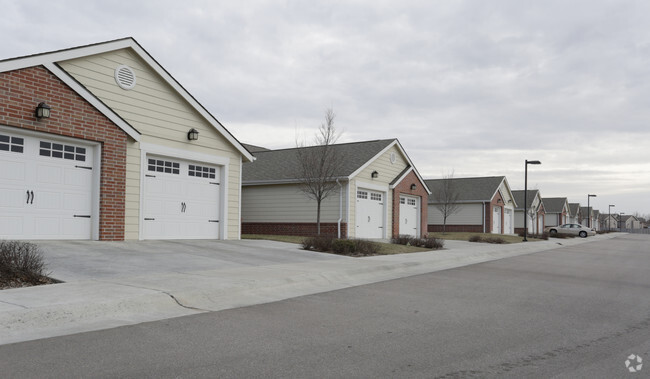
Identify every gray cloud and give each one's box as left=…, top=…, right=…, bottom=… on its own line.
left=2, top=0, right=649, bottom=213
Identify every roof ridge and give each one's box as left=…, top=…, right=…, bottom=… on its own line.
left=251, top=138, right=396, bottom=154
left=0, top=37, right=134, bottom=64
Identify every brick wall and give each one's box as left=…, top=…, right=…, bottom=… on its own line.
left=391, top=170, right=428, bottom=238
left=428, top=224, right=483, bottom=233
left=0, top=66, right=128, bottom=240
left=486, top=192, right=504, bottom=234
left=242, top=222, right=348, bottom=238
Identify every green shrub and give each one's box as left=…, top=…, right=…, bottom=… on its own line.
left=353, top=239, right=381, bottom=256
left=419, top=237, right=444, bottom=249
left=332, top=239, right=356, bottom=255
left=301, top=235, right=334, bottom=252
left=391, top=235, right=414, bottom=246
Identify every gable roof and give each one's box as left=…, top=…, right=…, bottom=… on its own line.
left=0, top=37, right=253, bottom=162
left=512, top=190, right=540, bottom=210
left=580, top=206, right=594, bottom=216
left=569, top=203, right=581, bottom=216
left=542, top=197, right=569, bottom=213
left=243, top=139, right=394, bottom=183
left=242, top=139, right=430, bottom=193
left=425, top=176, right=512, bottom=204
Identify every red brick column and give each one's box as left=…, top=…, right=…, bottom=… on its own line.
left=391, top=170, right=429, bottom=238
left=0, top=66, right=128, bottom=240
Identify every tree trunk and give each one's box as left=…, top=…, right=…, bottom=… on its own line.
left=316, top=200, right=322, bottom=235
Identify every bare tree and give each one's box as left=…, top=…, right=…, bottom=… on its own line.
left=295, top=109, right=345, bottom=235
left=434, top=171, right=461, bottom=234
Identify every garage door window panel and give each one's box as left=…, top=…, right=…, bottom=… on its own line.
left=148, top=159, right=180, bottom=174
left=0, top=134, right=24, bottom=153
left=188, top=164, right=216, bottom=179
left=39, top=141, right=86, bottom=161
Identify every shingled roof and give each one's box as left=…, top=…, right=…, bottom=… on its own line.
left=512, top=190, right=540, bottom=210
left=425, top=176, right=509, bottom=204
left=569, top=203, right=581, bottom=216
left=243, top=139, right=396, bottom=183
left=542, top=197, right=568, bottom=213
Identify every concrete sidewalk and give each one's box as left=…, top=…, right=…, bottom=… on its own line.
left=0, top=234, right=619, bottom=345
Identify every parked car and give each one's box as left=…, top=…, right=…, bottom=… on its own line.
left=544, top=224, right=596, bottom=238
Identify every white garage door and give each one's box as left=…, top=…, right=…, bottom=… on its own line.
left=399, top=196, right=419, bottom=237
left=355, top=189, right=384, bottom=239
left=0, top=131, right=94, bottom=239
left=504, top=208, right=512, bottom=234
left=492, top=206, right=502, bottom=234
left=143, top=156, right=221, bottom=239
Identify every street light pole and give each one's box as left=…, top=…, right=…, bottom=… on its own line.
left=587, top=194, right=597, bottom=228
left=608, top=204, right=615, bottom=232
left=523, top=160, right=541, bottom=242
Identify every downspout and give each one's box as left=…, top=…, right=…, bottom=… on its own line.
left=483, top=202, right=486, bottom=233
left=337, top=178, right=342, bottom=239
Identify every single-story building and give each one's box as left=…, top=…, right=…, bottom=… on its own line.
left=425, top=176, right=517, bottom=234
left=599, top=213, right=618, bottom=231
left=241, top=139, right=430, bottom=239
left=512, top=190, right=545, bottom=235
left=580, top=206, right=595, bottom=229
left=568, top=203, right=582, bottom=224
left=0, top=38, right=253, bottom=241
left=620, top=215, right=641, bottom=229
left=543, top=197, right=570, bottom=227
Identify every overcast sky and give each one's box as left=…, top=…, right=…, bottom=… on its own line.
left=2, top=0, right=649, bottom=216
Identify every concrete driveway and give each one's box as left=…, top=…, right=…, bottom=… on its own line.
left=36, top=239, right=344, bottom=282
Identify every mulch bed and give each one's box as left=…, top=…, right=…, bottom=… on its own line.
left=0, top=275, right=59, bottom=290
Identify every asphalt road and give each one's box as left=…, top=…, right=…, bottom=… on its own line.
left=2, top=234, right=649, bottom=378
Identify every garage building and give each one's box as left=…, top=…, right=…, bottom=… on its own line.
left=0, top=38, right=253, bottom=240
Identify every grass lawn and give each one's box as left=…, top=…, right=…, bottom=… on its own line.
left=427, top=232, right=545, bottom=243
left=242, top=234, right=435, bottom=255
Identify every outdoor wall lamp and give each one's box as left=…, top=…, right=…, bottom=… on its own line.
left=523, top=159, right=542, bottom=242
left=410, top=184, right=417, bottom=190
left=35, top=102, right=51, bottom=119
left=187, top=128, right=199, bottom=141
left=371, top=170, right=378, bottom=178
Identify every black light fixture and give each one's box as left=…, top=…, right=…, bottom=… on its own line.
left=410, top=183, right=417, bottom=191
left=371, top=170, right=378, bottom=179
left=187, top=128, right=199, bottom=141
left=523, top=159, right=541, bottom=242
left=35, top=102, right=51, bottom=119
left=587, top=194, right=596, bottom=228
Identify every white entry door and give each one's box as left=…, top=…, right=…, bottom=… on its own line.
left=399, top=195, right=419, bottom=237
left=0, top=131, right=95, bottom=239
left=355, top=189, right=384, bottom=238
left=492, top=206, right=502, bottom=234
left=143, top=156, right=221, bottom=239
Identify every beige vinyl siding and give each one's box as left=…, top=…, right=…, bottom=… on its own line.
left=242, top=184, right=347, bottom=223
left=60, top=49, right=243, bottom=239
left=348, top=144, right=409, bottom=238
left=124, top=139, right=141, bottom=240
left=428, top=203, right=483, bottom=225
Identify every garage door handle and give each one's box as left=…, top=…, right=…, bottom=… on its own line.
left=26, top=190, right=30, bottom=204
left=144, top=218, right=155, bottom=221
left=74, top=215, right=91, bottom=218
left=208, top=220, right=219, bottom=223
left=30, top=190, right=34, bottom=204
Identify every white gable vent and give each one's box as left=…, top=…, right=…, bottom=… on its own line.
left=114, top=65, right=136, bottom=90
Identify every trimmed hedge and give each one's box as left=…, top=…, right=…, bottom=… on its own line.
left=302, top=236, right=380, bottom=257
